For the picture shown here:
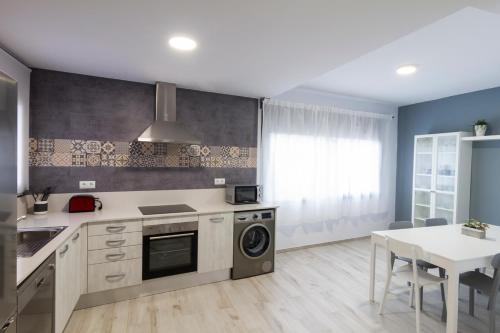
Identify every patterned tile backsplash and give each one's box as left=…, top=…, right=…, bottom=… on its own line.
left=29, top=138, right=257, bottom=168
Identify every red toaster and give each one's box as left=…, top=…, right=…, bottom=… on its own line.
left=68, top=195, right=103, bottom=213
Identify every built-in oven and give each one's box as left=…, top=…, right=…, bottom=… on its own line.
left=142, top=221, right=198, bottom=280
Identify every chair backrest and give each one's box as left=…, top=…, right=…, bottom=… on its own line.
left=384, top=236, right=424, bottom=262
left=491, top=253, right=500, bottom=270
left=389, top=221, right=413, bottom=230
left=425, top=218, right=447, bottom=227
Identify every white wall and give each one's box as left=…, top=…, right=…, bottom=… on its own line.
left=0, top=48, right=31, bottom=194
left=271, top=87, right=399, bottom=250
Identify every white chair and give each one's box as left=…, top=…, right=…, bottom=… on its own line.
left=378, top=236, right=447, bottom=333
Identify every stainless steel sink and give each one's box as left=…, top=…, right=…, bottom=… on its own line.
left=17, top=226, right=67, bottom=258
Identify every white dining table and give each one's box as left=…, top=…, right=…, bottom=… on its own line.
left=369, top=224, right=500, bottom=333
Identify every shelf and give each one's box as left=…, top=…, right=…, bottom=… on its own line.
left=437, top=174, right=455, bottom=178
left=415, top=173, right=432, bottom=177
left=415, top=204, right=430, bottom=208
left=416, top=152, right=432, bottom=155
left=414, top=217, right=426, bottom=221
left=436, top=207, right=453, bottom=212
left=462, top=135, right=500, bottom=142
left=414, top=188, right=431, bottom=192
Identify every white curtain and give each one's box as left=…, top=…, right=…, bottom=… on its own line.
left=262, top=99, right=396, bottom=249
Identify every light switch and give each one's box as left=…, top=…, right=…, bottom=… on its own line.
left=79, top=180, right=96, bottom=189
left=214, top=178, right=225, bottom=185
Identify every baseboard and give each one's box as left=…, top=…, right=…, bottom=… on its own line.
left=76, top=269, right=230, bottom=309
left=276, top=236, right=370, bottom=253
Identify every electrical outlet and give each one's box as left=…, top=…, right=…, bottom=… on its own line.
left=79, top=180, right=96, bottom=189
left=214, top=178, right=225, bottom=186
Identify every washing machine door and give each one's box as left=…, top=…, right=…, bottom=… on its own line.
left=240, top=223, right=271, bottom=259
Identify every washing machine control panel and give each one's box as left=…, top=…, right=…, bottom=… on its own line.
left=234, top=209, right=275, bottom=223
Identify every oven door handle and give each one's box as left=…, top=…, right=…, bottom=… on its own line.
left=149, top=233, right=195, bottom=240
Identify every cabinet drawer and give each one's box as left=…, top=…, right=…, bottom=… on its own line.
left=88, top=258, right=142, bottom=293
left=88, top=232, right=142, bottom=250
left=88, top=245, right=142, bottom=265
left=88, top=220, right=142, bottom=236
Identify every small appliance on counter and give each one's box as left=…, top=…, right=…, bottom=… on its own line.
left=225, top=184, right=262, bottom=204
left=68, top=195, right=103, bottom=213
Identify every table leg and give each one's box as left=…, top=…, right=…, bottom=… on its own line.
left=446, top=267, right=459, bottom=333
left=369, top=238, right=376, bottom=302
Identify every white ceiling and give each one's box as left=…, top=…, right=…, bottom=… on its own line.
left=304, top=7, right=500, bottom=106
left=1, top=1, right=499, bottom=98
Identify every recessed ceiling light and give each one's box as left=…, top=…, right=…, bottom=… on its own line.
left=168, top=36, right=197, bottom=51
left=396, top=65, right=418, bottom=76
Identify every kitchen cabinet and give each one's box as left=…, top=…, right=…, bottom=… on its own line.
left=412, top=132, right=472, bottom=226
left=55, top=228, right=82, bottom=333
left=87, top=220, right=142, bottom=293
left=198, top=213, right=234, bottom=273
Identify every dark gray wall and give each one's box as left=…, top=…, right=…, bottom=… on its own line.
left=397, top=86, right=500, bottom=225
left=29, top=69, right=258, bottom=193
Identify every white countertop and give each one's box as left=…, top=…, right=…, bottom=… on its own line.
left=17, top=202, right=278, bottom=286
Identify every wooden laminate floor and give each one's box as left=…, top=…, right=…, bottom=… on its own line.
left=65, top=238, right=498, bottom=333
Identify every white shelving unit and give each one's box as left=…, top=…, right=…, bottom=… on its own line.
left=462, top=134, right=500, bottom=142
left=411, top=132, right=472, bottom=227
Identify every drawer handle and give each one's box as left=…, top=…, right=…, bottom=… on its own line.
left=59, top=244, right=69, bottom=256
left=72, top=232, right=80, bottom=241
left=105, top=253, right=126, bottom=261
left=106, top=239, right=126, bottom=247
left=209, top=217, right=224, bottom=223
left=105, top=273, right=126, bottom=281
left=106, top=225, right=126, bottom=233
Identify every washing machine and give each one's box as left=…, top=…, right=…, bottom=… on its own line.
left=232, top=209, right=275, bottom=279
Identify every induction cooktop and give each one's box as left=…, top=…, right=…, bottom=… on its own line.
left=138, top=204, right=197, bottom=215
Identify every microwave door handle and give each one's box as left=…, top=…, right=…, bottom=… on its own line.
left=149, top=233, right=195, bottom=240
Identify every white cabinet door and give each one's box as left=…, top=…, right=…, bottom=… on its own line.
left=198, top=213, right=234, bottom=273
left=55, top=229, right=82, bottom=333
left=412, top=132, right=472, bottom=226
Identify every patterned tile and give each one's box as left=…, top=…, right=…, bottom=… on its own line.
left=179, top=156, right=190, bottom=167
left=101, top=141, right=115, bottom=154
left=37, top=139, right=54, bottom=152
left=130, top=155, right=157, bottom=167
left=187, top=145, right=200, bottom=157
left=29, top=138, right=38, bottom=153
left=100, top=153, right=116, bottom=167
left=129, top=142, right=142, bottom=156
left=179, top=145, right=189, bottom=156
left=31, top=152, right=53, bottom=166
left=114, top=141, right=129, bottom=154
left=247, top=156, right=257, bottom=168
left=200, top=145, right=211, bottom=157
left=189, top=156, right=201, bottom=167
left=54, top=139, right=71, bottom=153
left=239, top=147, right=249, bottom=158
left=220, top=146, right=231, bottom=158
left=140, top=142, right=154, bottom=155
left=51, top=153, right=72, bottom=166
left=30, top=137, right=256, bottom=170
left=71, top=140, right=86, bottom=154
left=86, top=153, right=101, bottom=167
left=71, top=154, right=86, bottom=167
left=209, top=146, right=222, bottom=157
left=154, top=143, right=168, bottom=155
left=165, top=155, right=179, bottom=167
left=84, top=140, right=101, bottom=154
left=229, top=146, right=240, bottom=158
left=115, top=154, right=129, bottom=167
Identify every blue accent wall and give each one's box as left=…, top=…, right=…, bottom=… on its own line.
left=397, top=86, right=500, bottom=225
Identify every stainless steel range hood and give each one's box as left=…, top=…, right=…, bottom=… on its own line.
left=137, top=82, right=201, bottom=144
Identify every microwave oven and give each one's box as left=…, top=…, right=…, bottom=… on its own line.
left=225, top=185, right=262, bottom=204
